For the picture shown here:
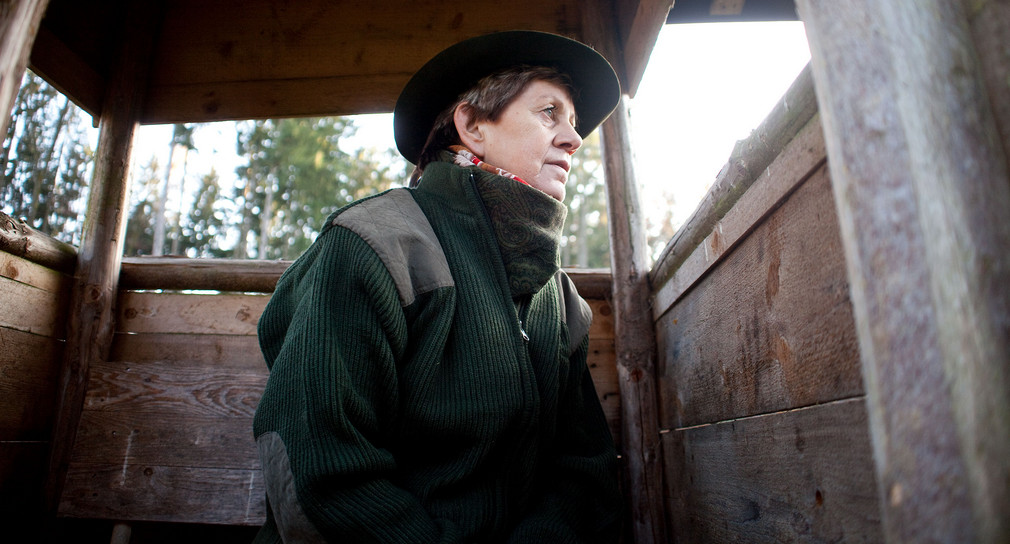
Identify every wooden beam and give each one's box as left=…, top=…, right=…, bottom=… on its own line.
left=0, top=0, right=49, bottom=137
left=619, top=0, right=672, bottom=97
left=45, top=0, right=164, bottom=513
left=796, top=1, right=1010, bottom=541
left=0, top=210, right=78, bottom=274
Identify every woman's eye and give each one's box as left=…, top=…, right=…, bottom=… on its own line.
left=542, top=106, right=556, bottom=119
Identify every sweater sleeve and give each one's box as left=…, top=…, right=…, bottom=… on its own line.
left=507, top=335, right=624, bottom=544
left=254, top=226, right=460, bottom=543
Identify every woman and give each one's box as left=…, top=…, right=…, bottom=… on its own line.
left=253, top=30, right=622, bottom=543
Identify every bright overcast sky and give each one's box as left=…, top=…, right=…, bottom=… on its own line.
left=131, top=21, right=811, bottom=247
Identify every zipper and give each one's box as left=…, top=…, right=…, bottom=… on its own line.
left=517, top=297, right=531, bottom=344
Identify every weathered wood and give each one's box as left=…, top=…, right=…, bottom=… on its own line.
left=0, top=274, right=68, bottom=337
left=0, top=250, right=71, bottom=291
left=656, top=165, right=861, bottom=429
left=797, top=1, right=1010, bottom=541
left=663, top=398, right=881, bottom=543
left=109, top=332, right=265, bottom=369
left=0, top=0, right=50, bottom=137
left=115, top=292, right=268, bottom=335
left=28, top=24, right=104, bottom=122
left=119, top=257, right=289, bottom=293
left=651, top=114, right=827, bottom=319
left=83, top=359, right=264, bottom=418
left=0, top=211, right=78, bottom=274
left=601, top=101, right=667, bottom=544
left=650, top=64, right=818, bottom=291
left=0, top=327, right=62, bottom=440
left=70, top=411, right=260, bottom=468
left=59, top=464, right=265, bottom=525
left=46, top=1, right=164, bottom=512
left=118, top=259, right=612, bottom=297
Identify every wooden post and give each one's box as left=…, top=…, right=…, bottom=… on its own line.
left=0, top=0, right=49, bottom=137
left=796, top=1, right=1010, bottom=542
left=599, top=97, right=669, bottom=544
left=44, top=1, right=163, bottom=512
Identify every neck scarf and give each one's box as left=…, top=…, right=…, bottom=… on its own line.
left=449, top=145, right=530, bottom=187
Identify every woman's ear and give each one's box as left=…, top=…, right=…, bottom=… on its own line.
left=453, top=103, right=486, bottom=157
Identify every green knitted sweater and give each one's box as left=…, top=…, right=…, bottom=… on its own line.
left=252, top=160, right=621, bottom=543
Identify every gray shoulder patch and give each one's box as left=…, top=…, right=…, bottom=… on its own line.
left=556, top=271, right=593, bottom=357
left=333, top=189, right=453, bottom=306
left=257, top=431, right=326, bottom=543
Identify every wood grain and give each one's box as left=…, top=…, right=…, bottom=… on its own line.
left=0, top=327, right=62, bottom=440
left=656, top=166, right=862, bottom=429
left=115, top=292, right=269, bottom=335
left=59, top=463, right=265, bottom=525
left=0, top=274, right=67, bottom=337
left=663, top=398, right=882, bottom=543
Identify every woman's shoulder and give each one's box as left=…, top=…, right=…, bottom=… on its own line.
left=329, top=188, right=454, bottom=307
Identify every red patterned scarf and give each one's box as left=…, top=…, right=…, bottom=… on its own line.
left=448, top=145, right=530, bottom=186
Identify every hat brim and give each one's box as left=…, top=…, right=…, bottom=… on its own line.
left=394, top=30, right=621, bottom=165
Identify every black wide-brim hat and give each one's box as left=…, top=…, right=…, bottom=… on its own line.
left=394, top=30, right=622, bottom=164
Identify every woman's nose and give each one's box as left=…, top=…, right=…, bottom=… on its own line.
left=557, top=122, right=583, bottom=154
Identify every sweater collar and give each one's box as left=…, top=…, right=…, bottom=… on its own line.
left=419, top=157, right=567, bottom=298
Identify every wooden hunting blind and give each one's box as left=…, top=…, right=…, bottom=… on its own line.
left=1, top=0, right=1008, bottom=543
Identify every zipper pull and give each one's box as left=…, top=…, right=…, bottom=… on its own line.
left=520, top=325, right=530, bottom=343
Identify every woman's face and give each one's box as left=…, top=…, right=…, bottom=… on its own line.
left=469, top=80, right=582, bottom=201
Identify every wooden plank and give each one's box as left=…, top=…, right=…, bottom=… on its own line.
left=619, top=0, right=672, bottom=97
left=652, top=114, right=826, bottom=319
left=0, top=210, right=78, bottom=274
left=109, top=332, right=265, bottom=370
left=0, top=0, right=50, bottom=137
left=115, top=292, right=269, bottom=335
left=70, top=411, right=258, bottom=469
left=0, top=250, right=71, bottom=293
left=586, top=0, right=669, bottom=531
left=59, top=463, right=265, bottom=525
left=120, top=257, right=290, bottom=293
left=0, top=327, right=61, bottom=440
left=83, top=359, right=265, bottom=418
left=28, top=23, right=104, bottom=121
left=0, top=274, right=67, bottom=337
left=656, top=165, right=861, bottom=429
left=797, top=1, right=1010, bottom=541
left=46, top=2, right=167, bottom=510
left=663, top=398, right=882, bottom=543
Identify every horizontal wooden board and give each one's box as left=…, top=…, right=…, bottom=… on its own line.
left=663, top=398, right=882, bottom=543
left=656, top=166, right=862, bottom=429
left=109, top=332, right=265, bottom=370
left=0, top=327, right=62, bottom=440
left=59, top=463, right=265, bottom=526
left=652, top=115, right=827, bottom=319
left=0, top=250, right=71, bottom=293
left=115, top=292, right=269, bottom=335
left=70, top=411, right=258, bottom=469
left=83, top=360, right=265, bottom=418
left=0, top=273, right=68, bottom=337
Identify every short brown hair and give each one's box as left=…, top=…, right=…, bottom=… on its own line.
left=409, top=65, right=575, bottom=186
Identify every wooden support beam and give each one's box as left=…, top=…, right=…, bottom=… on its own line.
left=44, top=1, right=164, bottom=513
left=796, top=1, right=1010, bottom=541
left=0, top=0, right=49, bottom=137
left=582, top=2, right=669, bottom=541
left=0, top=210, right=77, bottom=274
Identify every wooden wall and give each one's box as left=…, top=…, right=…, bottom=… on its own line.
left=48, top=267, right=619, bottom=538
left=649, top=81, right=883, bottom=540
left=0, top=250, right=71, bottom=529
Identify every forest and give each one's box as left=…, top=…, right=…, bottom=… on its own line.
left=4, top=71, right=673, bottom=268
